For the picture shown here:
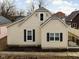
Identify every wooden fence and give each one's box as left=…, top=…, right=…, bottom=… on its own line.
left=0, top=36, right=7, bottom=51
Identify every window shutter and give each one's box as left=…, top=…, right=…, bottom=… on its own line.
left=47, top=33, right=49, bottom=42
left=60, top=33, right=63, bottom=41
left=33, top=29, right=35, bottom=42
left=24, top=29, right=26, bottom=42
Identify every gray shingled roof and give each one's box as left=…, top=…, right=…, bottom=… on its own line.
left=0, top=16, right=12, bottom=25
left=15, top=16, right=25, bottom=21
left=66, top=11, right=79, bottom=21
left=35, top=7, right=49, bottom=12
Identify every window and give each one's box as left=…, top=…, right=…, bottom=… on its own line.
left=47, top=33, right=63, bottom=42
left=40, top=13, right=43, bottom=21
left=72, top=23, right=77, bottom=29
left=55, top=33, right=59, bottom=41
left=27, top=31, right=32, bottom=40
left=49, top=33, right=54, bottom=41
left=24, top=29, right=35, bottom=42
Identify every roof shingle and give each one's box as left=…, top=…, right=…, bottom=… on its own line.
left=0, top=16, right=12, bottom=25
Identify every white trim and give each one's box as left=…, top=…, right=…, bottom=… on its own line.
left=48, top=33, right=62, bottom=42
left=26, top=30, right=33, bottom=41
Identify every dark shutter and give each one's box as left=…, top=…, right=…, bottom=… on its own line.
left=24, top=29, right=26, bottom=42
left=47, top=33, right=49, bottom=42
left=33, top=29, right=35, bottom=42
left=60, top=33, right=63, bottom=41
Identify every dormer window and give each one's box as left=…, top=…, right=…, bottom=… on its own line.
left=40, top=13, right=43, bottom=21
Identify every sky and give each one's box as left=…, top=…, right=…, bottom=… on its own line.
left=0, top=0, right=79, bottom=15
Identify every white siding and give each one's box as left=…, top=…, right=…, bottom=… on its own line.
left=7, top=11, right=51, bottom=46
left=41, top=20, right=68, bottom=49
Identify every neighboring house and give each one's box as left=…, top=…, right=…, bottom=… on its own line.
left=0, top=25, right=7, bottom=39
left=14, top=16, right=26, bottom=21
left=55, top=12, right=65, bottom=19
left=7, top=7, right=79, bottom=49
left=0, top=16, right=11, bottom=25
left=66, top=10, right=79, bottom=29
left=0, top=16, right=11, bottom=39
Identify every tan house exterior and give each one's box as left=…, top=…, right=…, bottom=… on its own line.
left=41, top=16, right=68, bottom=49
left=7, top=7, right=52, bottom=47
left=7, top=7, right=79, bottom=49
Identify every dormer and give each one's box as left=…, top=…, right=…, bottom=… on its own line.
left=35, top=7, right=52, bottom=22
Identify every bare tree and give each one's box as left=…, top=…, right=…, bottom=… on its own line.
left=16, top=9, right=25, bottom=16
left=0, top=0, right=25, bottom=22
left=27, top=2, right=35, bottom=16
left=0, top=0, right=16, bottom=21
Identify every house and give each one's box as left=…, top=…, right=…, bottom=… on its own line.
left=55, top=12, right=65, bottom=19
left=0, top=16, right=11, bottom=39
left=7, top=7, right=79, bottom=49
left=66, top=10, right=79, bottom=29
left=0, top=25, right=7, bottom=39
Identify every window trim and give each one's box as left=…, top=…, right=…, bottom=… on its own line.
left=47, top=33, right=63, bottom=42
left=49, top=33, right=54, bottom=41
left=27, top=30, right=33, bottom=40
left=55, top=33, right=60, bottom=41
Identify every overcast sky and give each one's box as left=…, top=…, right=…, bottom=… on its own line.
left=0, top=0, right=79, bottom=15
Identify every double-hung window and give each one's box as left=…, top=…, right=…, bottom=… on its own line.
left=27, top=30, right=32, bottom=40
left=49, top=33, right=54, bottom=41
left=47, top=33, right=63, bottom=42
left=55, top=33, right=59, bottom=41
left=24, top=29, right=35, bottom=42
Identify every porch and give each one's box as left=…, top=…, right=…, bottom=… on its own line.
left=68, top=27, right=79, bottom=48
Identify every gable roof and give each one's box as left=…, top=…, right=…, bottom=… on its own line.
left=0, top=16, right=12, bottom=25
left=35, top=7, right=50, bottom=12
left=7, top=7, right=52, bottom=27
left=15, top=16, right=26, bottom=21
left=66, top=10, right=79, bottom=21
left=7, top=13, right=34, bottom=27
left=41, top=14, right=68, bottom=28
